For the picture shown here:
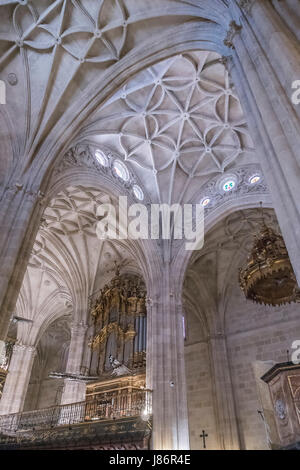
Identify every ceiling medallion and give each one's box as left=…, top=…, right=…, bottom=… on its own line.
left=239, top=206, right=300, bottom=306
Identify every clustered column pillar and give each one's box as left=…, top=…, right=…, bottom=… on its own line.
left=226, top=0, right=300, bottom=283
left=0, top=343, right=36, bottom=415
left=242, top=0, right=300, bottom=106
left=208, top=334, right=240, bottom=450
left=0, top=187, right=43, bottom=341
left=271, top=0, right=300, bottom=40
left=60, top=321, right=88, bottom=405
left=147, top=261, right=190, bottom=450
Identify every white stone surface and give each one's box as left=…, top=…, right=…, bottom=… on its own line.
left=0, top=0, right=299, bottom=450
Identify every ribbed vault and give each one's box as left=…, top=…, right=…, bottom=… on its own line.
left=14, top=185, right=147, bottom=346
left=81, top=51, right=254, bottom=204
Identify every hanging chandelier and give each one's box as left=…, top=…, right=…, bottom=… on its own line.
left=239, top=210, right=300, bottom=306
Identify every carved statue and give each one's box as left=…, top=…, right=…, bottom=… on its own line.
left=109, top=354, right=131, bottom=376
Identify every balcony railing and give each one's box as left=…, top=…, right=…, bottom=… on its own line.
left=0, top=387, right=152, bottom=435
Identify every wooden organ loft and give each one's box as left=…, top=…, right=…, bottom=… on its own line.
left=0, top=269, right=151, bottom=450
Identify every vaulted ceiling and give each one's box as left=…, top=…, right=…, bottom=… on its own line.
left=81, top=51, right=254, bottom=204
left=1, top=1, right=271, bottom=347
left=0, top=0, right=232, bottom=183
left=9, top=45, right=268, bottom=346
left=0, top=1, right=263, bottom=210
left=12, top=185, right=145, bottom=344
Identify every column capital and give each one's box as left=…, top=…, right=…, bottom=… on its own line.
left=13, top=342, right=36, bottom=356
left=147, top=294, right=183, bottom=309
left=2, top=183, right=45, bottom=204
left=70, top=321, right=88, bottom=336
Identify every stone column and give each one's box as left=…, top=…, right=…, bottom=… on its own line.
left=238, top=0, right=300, bottom=107
left=0, top=186, right=43, bottom=340
left=147, top=263, right=190, bottom=450
left=224, top=11, right=300, bottom=284
left=271, top=0, right=300, bottom=41
left=60, top=321, right=88, bottom=405
left=209, top=334, right=240, bottom=450
left=0, top=341, right=6, bottom=362
left=60, top=379, right=86, bottom=406
left=0, top=343, right=36, bottom=415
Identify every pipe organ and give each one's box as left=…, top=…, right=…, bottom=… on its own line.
left=88, top=268, right=147, bottom=378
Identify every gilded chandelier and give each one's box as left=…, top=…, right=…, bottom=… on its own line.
left=239, top=213, right=300, bottom=307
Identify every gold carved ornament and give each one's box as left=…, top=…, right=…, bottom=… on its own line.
left=89, top=267, right=146, bottom=350
left=239, top=212, right=300, bottom=306
left=89, top=323, right=125, bottom=350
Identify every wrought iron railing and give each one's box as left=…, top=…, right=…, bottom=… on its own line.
left=0, top=387, right=152, bottom=434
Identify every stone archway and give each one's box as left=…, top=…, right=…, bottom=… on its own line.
left=0, top=1, right=299, bottom=342
left=182, top=206, right=300, bottom=450
left=0, top=0, right=299, bottom=451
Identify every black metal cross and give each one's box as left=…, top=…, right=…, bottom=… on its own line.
left=200, top=429, right=208, bottom=449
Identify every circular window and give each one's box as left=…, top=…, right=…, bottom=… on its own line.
left=200, top=197, right=210, bottom=207
left=223, top=179, right=236, bottom=192
left=112, top=160, right=129, bottom=181
left=133, top=184, right=144, bottom=201
left=249, top=174, right=261, bottom=185
left=95, top=149, right=108, bottom=167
